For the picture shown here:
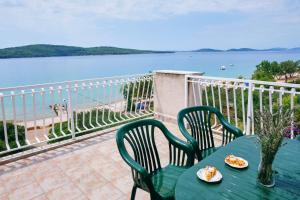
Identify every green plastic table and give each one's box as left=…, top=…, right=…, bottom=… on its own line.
left=175, top=136, right=300, bottom=200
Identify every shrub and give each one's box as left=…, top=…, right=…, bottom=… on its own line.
left=0, top=121, right=26, bottom=151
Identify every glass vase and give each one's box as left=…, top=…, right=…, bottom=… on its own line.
left=257, top=152, right=275, bottom=187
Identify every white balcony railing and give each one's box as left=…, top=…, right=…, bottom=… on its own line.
left=1, top=71, right=299, bottom=160
left=186, top=75, right=300, bottom=137
left=0, top=73, right=154, bottom=157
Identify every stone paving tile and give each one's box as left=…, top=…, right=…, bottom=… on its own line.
left=0, top=193, right=8, bottom=200
left=64, top=165, right=97, bottom=181
left=0, top=184, right=7, bottom=197
left=31, top=162, right=62, bottom=179
left=88, top=155, right=114, bottom=171
left=86, top=183, right=123, bottom=200
left=73, top=172, right=108, bottom=194
left=96, top=162, right=128, bottom=182
left=72, top=194, right=89, bottom=200
left=111, top=174, right=133, bottom=194
left=124, top=190, right=150, bottom=200
left=1, top=171, right=36, bottom=194
left=30, top=194, right=48, bottom=200
left=45, top=183, right=83, bottom=200
left=35, top=170, right=69, bottom=192
left=8, top=182, right=44, bottom=200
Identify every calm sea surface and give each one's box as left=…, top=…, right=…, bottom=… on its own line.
left=0, top=51, right=300, bottom=88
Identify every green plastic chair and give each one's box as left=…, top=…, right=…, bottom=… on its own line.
left=116, top=119, right=194, bottom=200
left=177, top=106, right=243, bottom=161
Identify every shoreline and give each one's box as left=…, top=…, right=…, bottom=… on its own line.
left=14, top=100, right=126, bottom=129
left=276, top=72, right=300, bottom=83
left=0, top=51, right=175, bottom=60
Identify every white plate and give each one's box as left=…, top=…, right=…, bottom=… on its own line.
left=225, top=156, right=248, bottom=169
left=196, top=168, right=222, bottom=183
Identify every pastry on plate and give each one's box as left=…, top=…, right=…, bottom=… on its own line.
left=204, top=166, right=217, bottom=181
left=225, top=155, right=246, bottom=167
left=197, top=166, right=222, bottom=183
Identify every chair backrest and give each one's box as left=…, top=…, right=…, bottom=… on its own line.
left=178, top=106, right=225, bottom=150
left=116, top=119, right=166, bottom=175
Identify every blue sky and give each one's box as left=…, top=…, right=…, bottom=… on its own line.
left=0, top=0, right=300, bottom=50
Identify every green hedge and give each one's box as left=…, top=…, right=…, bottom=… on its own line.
left=48, top=109, right=152, bottom=143
left=0, top=121, right=26, bottom=152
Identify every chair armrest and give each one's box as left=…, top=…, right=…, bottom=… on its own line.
left=218, top=114, right=243, bottom=138
left=124, top=154, right=149, bottom=178
left=165, top=130, right=195, bottom=167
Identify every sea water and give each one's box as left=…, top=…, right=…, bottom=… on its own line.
left=1, top=51, right=300, bottom=87
left=0, top=51, right=299, bottom=120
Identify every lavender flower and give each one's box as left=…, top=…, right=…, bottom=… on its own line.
left=283, top=123, right=300, bottom=139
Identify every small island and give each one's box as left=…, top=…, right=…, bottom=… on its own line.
left=192, top=47, right=300, bottom=52
left=0, top=44, right=174, bottom=59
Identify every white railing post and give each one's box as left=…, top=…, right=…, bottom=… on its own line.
left=67, top=83, right=76, bottom=139
left=246, top=82, right=253, bottom=135
left=0, top=93, right=10, bottom=150
left=11, top=91, right=21, bottom=147
left=225, top=82, right=230, bottom=122
left=21, top=90, right=29, bottom=144
left=290, top=88, right=295, bottom=139
left=184, top=75, right=188, bottom=108
left=241, top=85, right=246, bottom=132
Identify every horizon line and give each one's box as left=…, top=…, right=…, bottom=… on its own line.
left=1, top=43, right=300, bottom=52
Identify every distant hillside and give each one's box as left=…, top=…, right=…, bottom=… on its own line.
left=227, top=48, right=257, bottom=52
left=193, top=48, right=223, bottom=52
left=227, top=47, right=300, bottom=52
left=0, top=44, right=174, bottom=59
left=192, top=47, right=300, bottom=52
left=290, top=47, right=300, bottom=51
left=264, top=48, right=287, bottom=51
left=1, top=44, right=299, bottom=58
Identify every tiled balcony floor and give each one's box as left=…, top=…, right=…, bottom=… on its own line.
left=0, top=123, right=221, bottom=200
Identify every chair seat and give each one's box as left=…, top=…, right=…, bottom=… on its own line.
left=151, top=165, right=187, bottom=199
left=201, top=147, right=220, bottom=159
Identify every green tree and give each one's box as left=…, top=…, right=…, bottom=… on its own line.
left=270, top=61, right=281, bottom=80
left=252, top=60, right=276, bottom=81
left=252, top=70, right=275, bottom=81
left=255, top=61, right=272, bottom=73
left=252, top=60, right=300, bottom=82
left=295, top=60, right=300, bottom=71
left=280, top=60, right=297, bottom=82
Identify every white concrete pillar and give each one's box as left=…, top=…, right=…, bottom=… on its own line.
left=153, top=70, right=203, bottom=123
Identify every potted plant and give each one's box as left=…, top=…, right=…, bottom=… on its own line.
left=254, top=107, right=293, bottom=187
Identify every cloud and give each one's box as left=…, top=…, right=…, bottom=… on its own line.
left=0, top=0, right=299, bottom=33
left=0, top=0, right=299, bottom=49
left=0, top=0, right=297, bottom=21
